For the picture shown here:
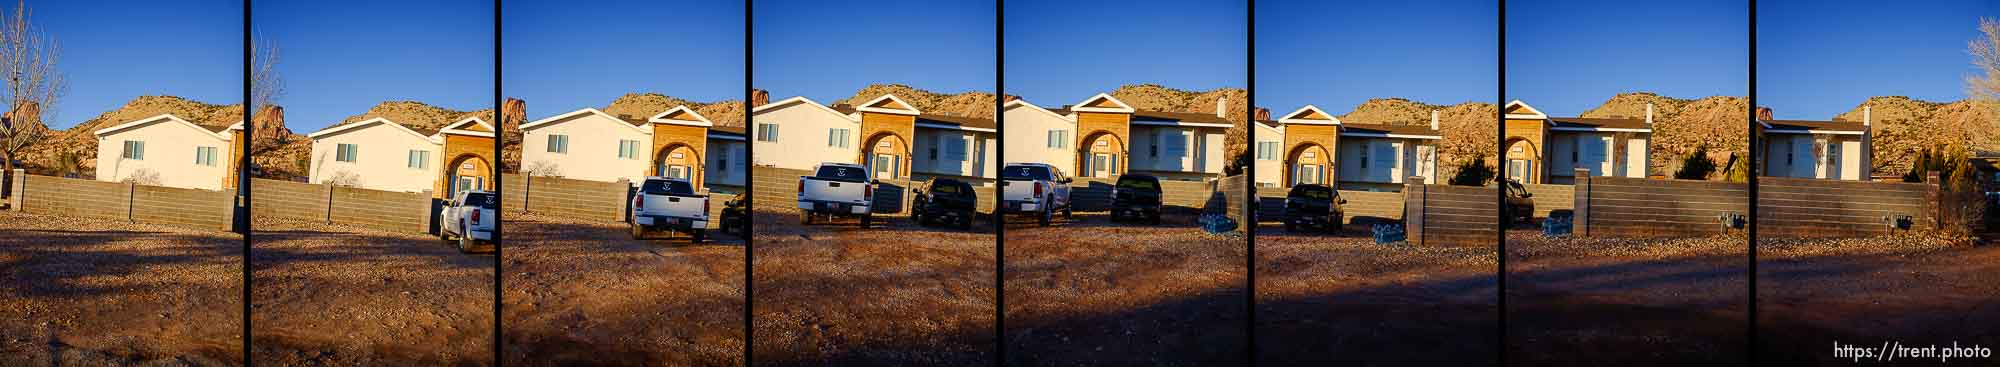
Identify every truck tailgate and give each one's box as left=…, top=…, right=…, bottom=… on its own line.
left=800, top=178, right=868, bottom=204
left=1000, top=179, right=1039, bottom=202
left=639, top=194, right=707, bottom=218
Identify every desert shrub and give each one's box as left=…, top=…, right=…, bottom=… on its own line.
left=1225, top=150, right=1249, bottom=176
left=1723, top=153, right=1750, bottom=182
left=1448, top=155, right=1494, bottom=186
left=1673, top=146, right=1718, bottom=180
left=122, top=168, right=162, bottom=186
left=326, top=170, right=363, bottom=187
left=524, top=160, right=563, bottom=177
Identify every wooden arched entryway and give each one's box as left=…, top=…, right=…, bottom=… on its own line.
left=1286, top=143, right=1332, bottom=186
left=861, top=132, right=909, bottom=180
left=654, top=143, right=703, bottom=187
left=1503, top=137, right=1539, bottom=184
left=1077, top=131, right=1126, bottom=178
left=444, top=154, right=493, bottom=197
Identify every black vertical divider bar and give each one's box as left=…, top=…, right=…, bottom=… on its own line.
left=1243, top=0, right=1256, bottom=365
left=743, top=0, right=755, bottom=364
left=1495, top=0, right=1507, bottom=364
left=993, top=0, right=1006, bottom=365
left=492, top=0, right=504, bottom=364
left=1746, top=0, right=1758, bottom=363
left=241, top=0, right=253, bottom=363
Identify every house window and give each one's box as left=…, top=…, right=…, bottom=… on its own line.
left=618, top=140, right=641, bottom=160
left=946, top=135, right=967, bottom=160
left=547, top=135, right=569, bottom=154
left=757, top=123, right=779, bottom=142
left=929, top=135, right=940, bottom=160
left=122, top=140, right=146, bottom=160
left=194, top=146, right=217, bottom=166
left=336, top=143, right=358, bottom=163
left=1256, top=142, right=1278, bottom=160
left=827, top=128, right=850, bottom=148
left=1048, top=130, right=1068, bottom=149
left=407, top=150, right=429, bottom=170
left=1358, top=143, right=1370, bottom=169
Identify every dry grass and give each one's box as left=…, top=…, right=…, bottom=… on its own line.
left=1003, top=212, right=1245, bottom=367
left=1253, top=223, right=1497, bottom=365
left=500, top=213, right=745, bottom=366
left=0, top=211, right=241, bottom=365
left=250, top=218, right=493, bottom=366
left=751, top=208, right=995, bottom=366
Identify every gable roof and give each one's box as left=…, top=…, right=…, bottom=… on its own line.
left=1071, top=93, right=1136, bottom=113
left=1548, top=117, right=1651, bottom=132
left=439, top=116, right=496, bottom=137
left=1004, top=98, right=1074, bottom=122
left=1760, top=119, right=1866, bottom=135
left=750, top=96, right=860, bottom=123
left=854, top=94, right=921, bottom=115
left=1278, top=105, right=1340, bottom=125
left=649, top=105, right=715, bottom=127
left=91, top=114, right=238, bottom=140
left=1504, top=100, right=1548, bottom=119
left=520, top=107, right=652, bottom=133
left=307, top=117, right=439, bottom=143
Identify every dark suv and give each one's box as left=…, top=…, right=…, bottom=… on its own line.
left=1110, top=174, right=1163, bottom=224
left=719, top=195, right=749, bottom=237
left=1503, top=179, right=1536, bottom=227
left=1282, top=184, right=1344, bottom=232
left=912, top=178, right=978, bottom=229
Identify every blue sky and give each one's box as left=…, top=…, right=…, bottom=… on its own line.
left=754, top=0, right=993, bottom=103
left=503, top=0, right=742, bottom=120
left=1005, top=0, right=1245, bottom=106
left=29, top=0, right=241, bottom=129
left=1255, top=0, right=1496, bottom=115
left=256, top=0, right=493, bottom=131
left=1506, top=0, right=1747, bottom=116
left=1759, top=0, right=2000, bottom=119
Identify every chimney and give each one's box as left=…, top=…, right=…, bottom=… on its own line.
left=1863, top=105, right=1871, bottom=126
left=751, top=89, right=770, bottom=108
left=1645, top=103, right=1654, bottom=125
left=1430, top=109, right=1440, bottom=130
left=1253, top=107, right=1270, bottom=121
left=1215, top=96, right=1228, bottom=118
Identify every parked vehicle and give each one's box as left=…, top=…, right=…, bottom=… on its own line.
left=1000, top=163, right=1072, bottom=227
left=797, top=162, right=876, bottom=228
left=719, top=195, right=749, bottom=237
left=912, top=178, right=978, bottom=229
left=439, top=190, right=497, bottom=253
left=1110, top=174, right=1163, bottom=225
left=1281, top=184, right=1344, bottom=233
left=630, top=177, right=709, bottom=242
left=1503, top=179, right=1536, bottom=227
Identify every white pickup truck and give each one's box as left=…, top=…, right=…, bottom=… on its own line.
left=439, top=190, right=497, bottom=253
left=1000, top=163, right=1072, bottom=227
left=630, top=177, right=709, bottom=242
left=797, top=162, right=876, bottom=228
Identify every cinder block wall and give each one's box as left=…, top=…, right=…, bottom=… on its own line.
left=1253, top=188, right=1406, bottom=225
left=1070, top=177, right=1215, bottom=213
left=252, top=179, right=331, bottom=223
left=509, top=175, right=628, bottom=222
left=15, top=173, right=231, bottom=231
left=328, top=186, right=432, bottom=234
left=1573, top=173, right=1748, bottom=238
left=1756, top=176, right=1929, bottom=238
left=1405, top=182, right=1497, bottom=246
left=1521, top=184, right=1574, bottom=218
left=130, top=185, right=232, bottom=231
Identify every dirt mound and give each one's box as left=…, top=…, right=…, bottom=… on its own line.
left=1579, top=92, right=1748, bottom=177
left=18, top=96, right=241, bottom=176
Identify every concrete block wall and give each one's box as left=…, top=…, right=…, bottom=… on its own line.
left=1574, top=171, right=1748, bottom=238
left=13, top=172, right=231, bottom=231
left=250, top=178, right=432, bottom=234
left=251, top=179, right=331, bottom=223
left=1254, top=189, right=1404, bottom=226
left=130, top=184, right=233, bottom=231
left=510, top=175, right=628, bottom=222
left=1756, top=176, right=1930, bottom=238
left=1521, top=184, right=1574, bottom=219
left=1405, top=179, right=1498, bottom=246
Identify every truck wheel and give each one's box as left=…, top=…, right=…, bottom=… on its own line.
left=692, top=229, right=706, bottom=243
left=458, top=230, right=471, bottom=253
left=1039, top=209, right=1051, bottom=227
left=1063, top=206, right=1073, bottom=219
left=860, top=213, right=873, bottom=229
left=800, top=211, right=812, bottom=225
left=912, top=212, right=926, bottom=227
left=631, top=224, right=645, bottom=240
left=1150, top=212, right=1161, bottom=226
left=959, top=214, right=974, bottom=230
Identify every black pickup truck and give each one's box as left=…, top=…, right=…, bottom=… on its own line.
left=1502, top=179, right=1536, bottom=227
left=912, top=178, right=978, bottom=229
left=1282, top=184, right=1345, bottom=233
left=1110, top=174, right=1163, bottom=225
left=719, top=195, right=749, bottom=237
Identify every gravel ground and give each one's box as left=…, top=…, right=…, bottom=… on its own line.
left=501, top=213, right=744, bottom=366
left=1505, top=229, right=1749, bottom=366
left=0, top=211, right=242, bottom=366
left=249, top=218, right=493, bottom=366
left=1756, top=233, right=2000, bottom=365
left=1003, top=210, right=1246, bottom=367
left=751, top=206, right=995, bottom=366
left=1253, top=222, right=1498, bottom=366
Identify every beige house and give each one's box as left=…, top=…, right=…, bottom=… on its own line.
left=519, top=105, right=747, bottom=191
left=1756, top=106, right=1871, bottom=181
left=92, top=114, right=242, bottom=191
left=1503, top=100, right=1652, bottom=184
left=1002, top=93, right=1229, bottom=182
left=753, top=93, right=995, bottom=184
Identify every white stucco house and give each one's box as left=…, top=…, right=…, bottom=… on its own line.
left=92, top=114, right=241, bottom=191
left=1001, top=93, right=1229, bottom=182
left=519, top=105, right=748, bottom=191
left=305, top=117, right=446, bottom=194
left=1252, top=117, right=1284, bottom=187
left=1335, top=112, right=1441, bottom=191
left=1757, top=106, right=1871, bottom=181
left=1002, top=98, right=1079, bottom=178
left=1503, top=100, right=1652, bottom=185
left=752, top=93, right=995, bottom=184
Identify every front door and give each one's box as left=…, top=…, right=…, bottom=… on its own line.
left=1508, top=159, right=1532, bottom=183
left=455, top=176, right=483, bottom=195
left=1294, top=164, right=1323, bottom=185
left=1091, top=153, right=1113, bottom=178
left=665, top=165, right=690, bottom=180
left=872, top=153, right=898, bottom=180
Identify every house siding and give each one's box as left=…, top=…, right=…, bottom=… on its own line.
left=94, top=119, right=233, bottom=191
left=913, top=128, right=995, bottom=183
left=309, top=122, right=441, bottom=194
left=751, top=102, right=859, bottom=170
left=1002, top=104, right=1077, bottom=175
left=522, top=113, right=651, bottom=185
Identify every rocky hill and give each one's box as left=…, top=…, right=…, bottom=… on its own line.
left=1827, top=96, right=1999, bottom=176
left=1335, top=98, right=1498, bottom=180
left=1578, top=92, right=1748, bottom=177
left=19, top=95, right=242, bottom=177
left=835, top=83, right=995, bottom=119
left=1106, top=84, right=1249, bottom=156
